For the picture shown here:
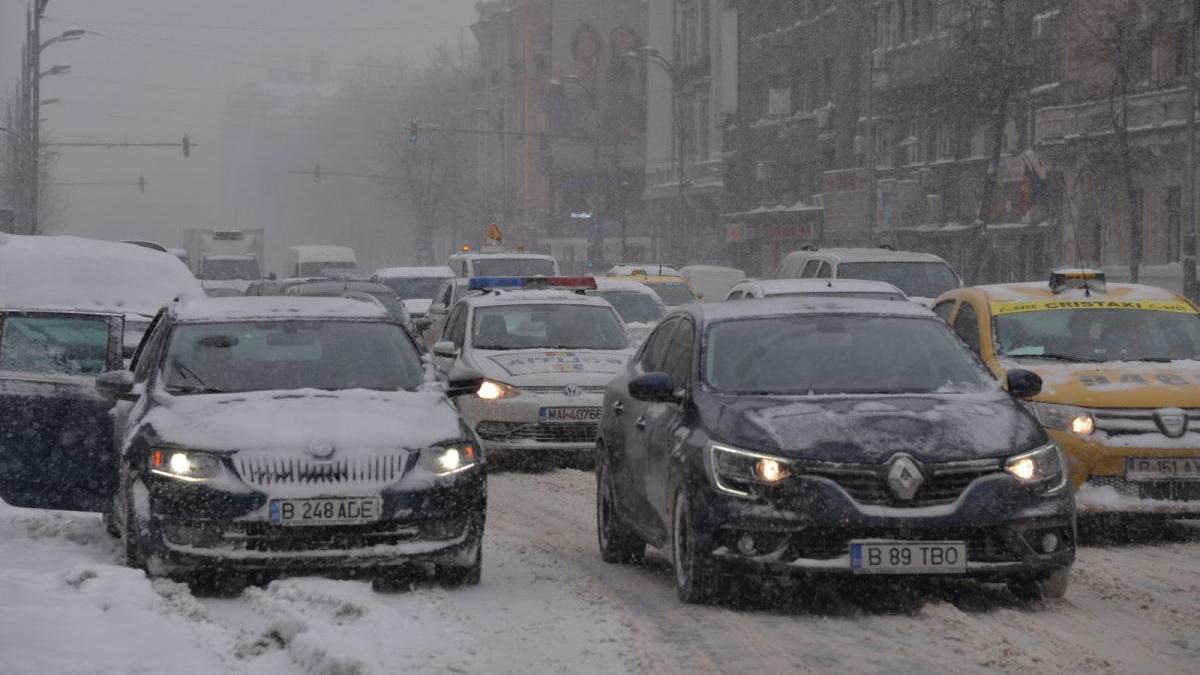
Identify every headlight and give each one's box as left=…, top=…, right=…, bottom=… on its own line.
left=420, top=443, right=479, bottom=476
left=1030, top=402, right=1094, bottom=436
left=709, top=443, right=791, bottom=497
left=149, top=449, right=223, bottom=482
left=1004, top=443, right=1069, bottom=494
left=477, top=380, right=518, bottom=400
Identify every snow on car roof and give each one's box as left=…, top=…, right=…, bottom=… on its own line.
left=784, top=248, right=950, bottom=264
left=204, top=254, right=258, bottom=261
left=291, top=281, right=396, bottom=296
left=464, top=289, right=613, bottom=308
left=747, top=279, right=907, bottom=296
left=607, top=263, right=681, bottom=276
left=373, top=266, right=455, bottom=279
left=593, top=278, right=661, bottom=295
left=171, top=296, right=391, bottom=322
left=972, top=281, right=1185, bottom=303
left=693, top=296, right=935, bottom=322
left=680, top=265, right=745, bottom=275
left=0, top=234, right=205, bottom=315
left=451, top=252, right=555, bottom=260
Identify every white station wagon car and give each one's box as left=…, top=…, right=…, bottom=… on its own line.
left=587, top=278, right=668, bottom=345
left=725, top=278, right=908, bottom=302
left=773, top=247, right=962, bottom=305
left=431, top=277, right=634, bottom=461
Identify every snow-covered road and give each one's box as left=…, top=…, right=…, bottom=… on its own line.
left=2, top=469, right=1198, bottom=675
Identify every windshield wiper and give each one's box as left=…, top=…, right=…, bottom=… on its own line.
left=471, top=344, right=518, bottom=351
left=1123, top=357, right=1174, bottom=363
left=1006, top=353, right=1100, bottom=363
left=165, top=384, right=226, bottom=394
left=172, top=360, right=213, bottom=387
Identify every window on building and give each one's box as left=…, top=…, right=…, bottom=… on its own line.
left=875, top=123, right=895, bottom=169
left=697, top=91, right=711, bottom=162
left=822, top=59, right=835, bottom=102
left=700, top=0, right=711, bottom=60
left=898, top=0, right=908, bottom=44
left=936, top=119, right=954, bottom=160
left=681, top=7, right=699, bottom=66
left=1175, top=28, right=1189, bottom=85
left=1132, top=41, right=1152, bottom=86
left=1167, top=186, right=1182, bottom=262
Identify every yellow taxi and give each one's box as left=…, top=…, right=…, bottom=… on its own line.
left=934, top=270, right=1200, bottom=515
left=606, top=271, right=699, bottom=306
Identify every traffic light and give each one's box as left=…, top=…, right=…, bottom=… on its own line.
left=182, top=134, right=191, bottom=158
left=409, top=119, right=419, bottom=145
left=138, top=176, right=145, bottom=192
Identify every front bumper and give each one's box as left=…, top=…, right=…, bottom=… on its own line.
left=690, top=472, right=1075, bottom=581
left=1050, top=429, right=1200, bottom=515
left=458, top=391, right=601, bottom=454
left=137, top=469, right=485, bottom=575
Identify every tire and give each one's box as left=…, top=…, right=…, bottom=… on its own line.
left=672, top=488, right=717, bottom=604
left=372, top=567, right=417, bottom=593
left=120, top=473, right=145, bottom=570
left=182, top=570, right=246, bottom=598
left=596, top=453, right=645, bottom=564
left=1009, top=566, right=1070, bottom=601
left=435, top=545, right=482, bottom=588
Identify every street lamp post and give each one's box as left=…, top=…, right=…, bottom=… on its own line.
left=631, top=47, right=684, bottom=265
left=563, top=75, right=605, bottom=268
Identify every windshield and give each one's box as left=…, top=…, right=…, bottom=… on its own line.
left=0, top=314, right=111, bottom=376
left=380, top=277, right=448, bottom=300
left=472, top=304, right=628, bottom=351
left=201, top=258, right=260, bottom=281
left=590, top=291, right=666, bottom=324
left=705, top=315, right=993, bottom=395
left=472, top=258, right=557, bottom=277
left=994, top=308, right=1200, bottom=363
left=648, top=282, right=696, bottom=306
left=162, top=320, right=424, bottom=394
left=837, top=262, right=960, bottom=298
left=299, top=261, right=356, bottom=276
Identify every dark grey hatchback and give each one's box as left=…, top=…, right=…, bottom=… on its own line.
left=596, top=298, right=1075, bottom=604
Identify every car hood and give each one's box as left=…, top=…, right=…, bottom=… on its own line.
left=201, top=279, right=253, bottom=294
left=139, top=389, right=465, bottom=453
left=402, top=298, right=433, bottom=316
left=999, top=357, right=1200, bottom=409
left=472, top=349, right=632, bottom=387
left=705, top=391, right=1042, bottom=464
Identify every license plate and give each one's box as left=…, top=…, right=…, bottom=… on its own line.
left=850, top=541, right=967, bottom=575
left=1127, top=458, right=1200, bottom=481
left=269, top=497, right=382, bottom=527
left=539, top=407, right=601, bottom=423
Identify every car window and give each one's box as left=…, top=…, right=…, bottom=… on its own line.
left=817, top=262, right=833, bottom=279
left=470, top=304, right=628, bottom=351
left=660, top=319, right=694, bottom=393
left=132, top=311, right=169, bottom=380
left=0, top=313, right=114, bottom=377
left=726, top=290, right=744, bottom=300
left=953, top=303, right=982, bottom=354
left=447, top=305, right=468, bottom=347
left=933, top=301, right=956, bottom=323
left=800, top=260, right=821, bottom=278
left=637, top=317, right=678, bottom=372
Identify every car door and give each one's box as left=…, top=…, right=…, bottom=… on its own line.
left=641, top=317, right=695, bottom=542
left=424, top=279, right=455, bottom=345
left=112, top=310, right=169, bottom=447
left=0, top=311, right=124, bottom=512
left=950, top=301, right=983, bottom=356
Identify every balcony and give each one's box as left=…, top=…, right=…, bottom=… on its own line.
left=1036, top=87, right=1190, bottom=147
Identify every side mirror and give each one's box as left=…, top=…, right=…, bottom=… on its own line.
left=1007, top=369, right=1043, bottom=400
left=96, top=370, right=136, bottom=401
left=429, top=304, right=448, bottom=316
left=432, top=341, right=459, bottom=360
left=628, top=372, right=677, bottom=402
left=445, top=363, right=485, bottom=398
left=414, top=317, right=433, bottom=332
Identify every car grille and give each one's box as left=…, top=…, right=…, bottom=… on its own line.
left=520, top=385, right=608, bottom=396
left=784, top=527, right=1019, bottom=563
left=475, top=421, right=599, bottom=445
left=1093, top=409, right=1200, bottom=437
left=799, top=458, right=1002, bottom=508
left=1087, top=476, right=1200, bottom=502
left=233, top=451, right=410, bottom=489
left=169, top=518, right=467, bottom=553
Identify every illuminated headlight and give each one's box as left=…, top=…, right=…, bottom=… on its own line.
left=1030, top=402, right=1095, bottom=436
left=1004, top=443, right=1069, bottom=494
left=709, top=444, right=791, bottom=497
left=421, top=443, right=479, bottom=476
left=149, top=449, right=223, bottom=482
left=477, top=380, right=518, bottom=400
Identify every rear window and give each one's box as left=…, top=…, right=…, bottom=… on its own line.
left=0, top=315, right=111, bottom=376
left=837, top=262, right=960, bottom=298
left=649, top=283, right=696, bottom=307
left=472, top=258, right=557, bottom=277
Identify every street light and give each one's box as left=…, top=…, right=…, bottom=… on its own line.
left=627, top=46, right=684, bottom=264
left=40, top=27, right=84, bottom=52
left=40, top=63, right=70, bottom=78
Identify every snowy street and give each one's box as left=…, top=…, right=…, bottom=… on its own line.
left=3, top=469, right=1198, bottom=675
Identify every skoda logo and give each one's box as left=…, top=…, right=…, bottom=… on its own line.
left=1154, top=409, right=1188, bottom=439
left=563, top=384, right=584, bottom=397
left=307, top=443, right=335, bottom=460
left=887, top=455, right=924, bottom=501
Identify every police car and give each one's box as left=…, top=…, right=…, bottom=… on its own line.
left=431, top=277, right=635, bottom=463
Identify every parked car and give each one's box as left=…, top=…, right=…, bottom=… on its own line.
left=372, top=266, right=456, bottom=322
left=679, top=265, right=746, bottom=303
left=596, top=298, right=1074, bottom=603
left=0, top=296, right=487, bottom=593
left=606, top=272, right=698, bottom=307
left=725, top=278, right=908, bottom=302
left=773, top=247, right=962, bottom=305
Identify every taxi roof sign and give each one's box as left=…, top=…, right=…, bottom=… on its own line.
left=1050, top=268, right=1106, bottom=295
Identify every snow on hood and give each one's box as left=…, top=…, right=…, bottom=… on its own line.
left=138, top=389, right=465, bottom=452
left=707, top=392, right=1041, bottom=464
left=1001, top=358, right=1200, bottom=409
left=0, top=234, right=204, bottom=314
left=403, top=298, right=433, bottom=316
left=476, top=350, right=632, bottom=386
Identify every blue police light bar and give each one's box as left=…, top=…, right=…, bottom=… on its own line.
left=467, top=276, right=599, bottom=292
left=467, top=277, right=526, bottom=292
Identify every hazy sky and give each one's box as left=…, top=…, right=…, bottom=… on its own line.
left=2, top=0, right=476, bottom=243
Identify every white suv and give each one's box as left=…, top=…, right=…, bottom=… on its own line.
left=773, top=247, right=962, bottom=305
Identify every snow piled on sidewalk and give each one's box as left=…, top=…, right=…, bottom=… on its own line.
left=0, top=499, right=637, bottom=675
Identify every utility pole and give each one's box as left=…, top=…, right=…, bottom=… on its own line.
left=1186, top=0, right=1198, bottom=302
left=30, top=1, right=42, bottom=236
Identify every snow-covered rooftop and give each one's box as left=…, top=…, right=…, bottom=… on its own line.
left=172, top=297, right=391, bottom=322
left=693, top=296, right=935, bottom=322
left=373, top=266, right=455, bottom=279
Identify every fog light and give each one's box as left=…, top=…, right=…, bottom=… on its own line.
left=1071, top=415, right=1094, bottom=435
left=737, top=534, right=756, bottom=555
left=1041, top=533, right=1060, bottom=553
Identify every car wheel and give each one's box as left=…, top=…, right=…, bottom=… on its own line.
left=596, top=451, right=645, bottom=564
left=435, top=546, right=482, bottom=588
left=120, top=474, right=145, bottom=570
left=672, top=487, right=716, bottom=604
left=1009, top=566, right=1070, bottom=601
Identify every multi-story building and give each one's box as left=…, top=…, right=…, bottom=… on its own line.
left=1036, top=0, right=1193, bottom=279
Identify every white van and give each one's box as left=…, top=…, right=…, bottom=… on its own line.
left=288, top=246, right=359, bottom=278
left=773, top=247, right=962, bottom=305
left=447, top=252, right=559, bottom=278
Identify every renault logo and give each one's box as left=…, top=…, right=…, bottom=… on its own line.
left=887, top=455, right=924, bottom=501
left=564, top=384, right=584, bottom=397
left=307, top=443, right=335, bottom=460
left=1154, top=409, right=1188, bottom=439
